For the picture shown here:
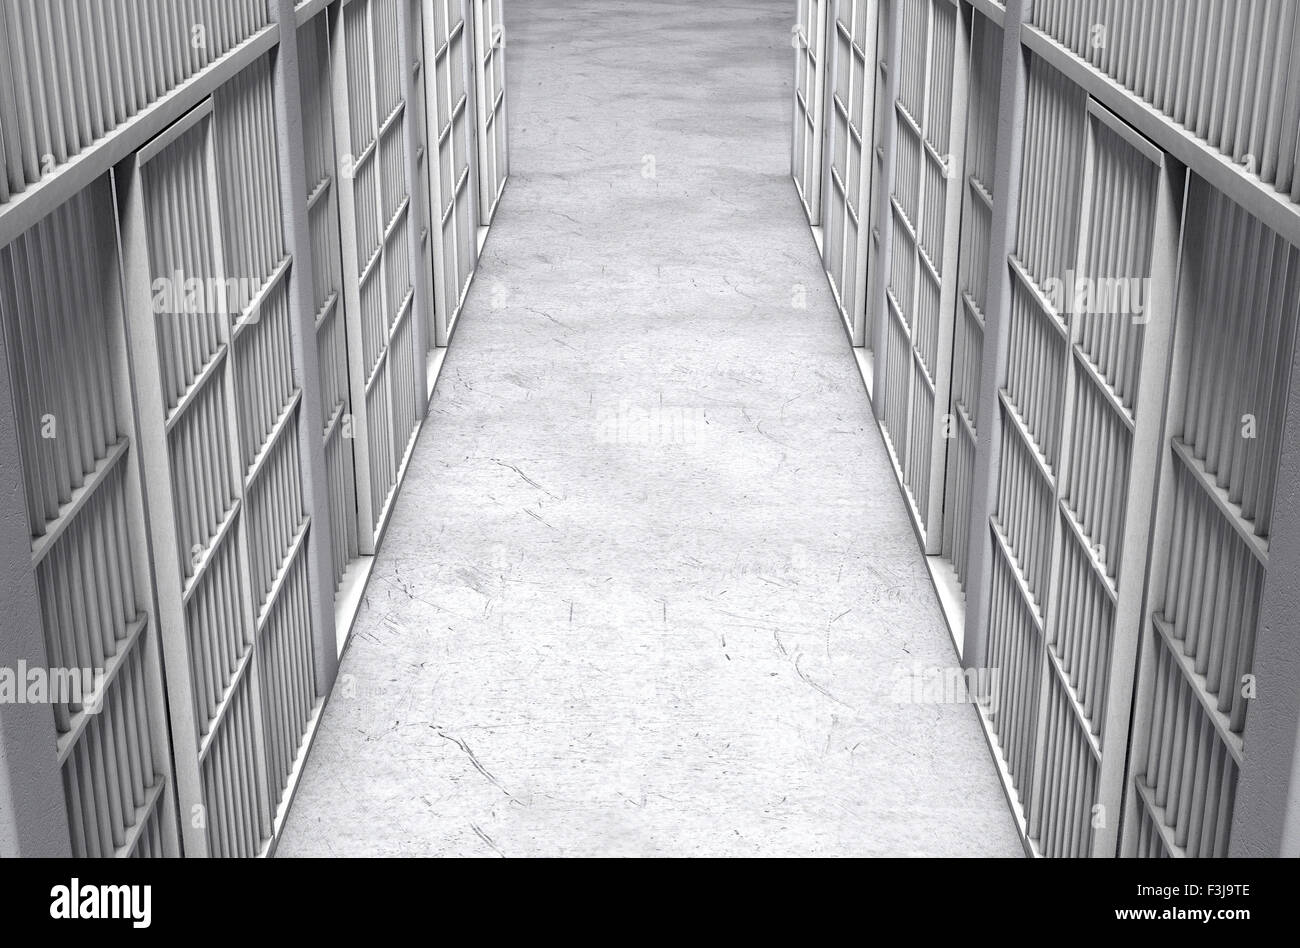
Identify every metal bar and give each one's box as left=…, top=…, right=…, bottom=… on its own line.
left=0, top=26, right=280, bottom=253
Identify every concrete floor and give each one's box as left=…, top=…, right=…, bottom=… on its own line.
left=277, top=0, right=1021, bottom=857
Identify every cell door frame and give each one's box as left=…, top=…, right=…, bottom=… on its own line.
left=471, top=0, right=508, bottom=225
left=328, top=0, right=424, bottom=555
left=298, top=10, right=363, bottom=597
left=793, top=0, right=830, bottom=227
left=421, top=0, right=479, bottom=346
left=1019, top=98, right=1182, bottom=858
left=327, top=0, right=379, bottom=554
left=883, top=0, right=971, bottom=555
left=821, top=0, right=881, bottom=346
left=114, top=100, right=277, bottom=857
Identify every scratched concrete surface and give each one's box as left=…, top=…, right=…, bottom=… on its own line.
left=277, top=0, right=1022, bottom=857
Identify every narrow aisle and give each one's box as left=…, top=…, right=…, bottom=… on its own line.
left=278, top=0, right=1020, bottom=857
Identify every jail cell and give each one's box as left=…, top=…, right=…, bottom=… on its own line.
left=471, top=0, right=508, bottom=224
left=117, top=55, right=321, bottom=856
left=298, top=11, right=361, bottom=599
left=1031, top=0, right=1300, bottom=205
left=330, top=0, right=424, bottom=552
left=876, top=0, right=969, bottom=554
left=792, top=0, right=830, bottom=226
left=939, top=10, right=1001, bottom=597
left=0, top=0, right=275, bottom=205
left=982, top=58, right=1085, bottom=843
left=0, top=180, right=179, bottom=857
left=1123, top=179, right=1300, bottom=858
left=984, top=52, right=1179, bottom=856
left=820, top=0, right=880, bottom=346
left=423, top=0, right=481, bottom=345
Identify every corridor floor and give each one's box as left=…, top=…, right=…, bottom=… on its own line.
left=277, top=0, right=1021, bottom=857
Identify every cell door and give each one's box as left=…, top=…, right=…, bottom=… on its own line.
left=877, top=0, right=969, bottom=554
left=792, top=0, right=830, bottom=226
left=298, top=13, right=362, bottom=600
left=820, top=0, right=880, bottom=345
left=938, top=10, right=1002, bottom=597
left=117, top=64, right=323, bottom=856
left=424, top=0, right=481, bottom=345
left=471, top=0, right=508, bottom=224
left=984, top=59, right=1178, bottom=856
left=330, top=0, right=423, bottom=552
